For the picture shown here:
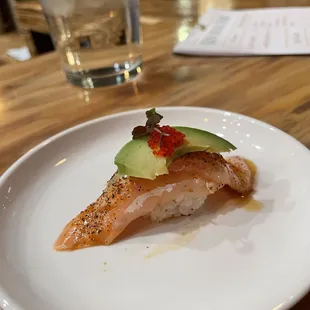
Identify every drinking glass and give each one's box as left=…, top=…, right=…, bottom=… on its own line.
left=40, top=0, right=142, bottom=88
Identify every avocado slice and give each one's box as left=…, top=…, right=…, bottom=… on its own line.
left=115, top=137, right=168, bottom=180
left=174, top=127, right=236, bottom=152
left=114, top=126, right=236, bottom=180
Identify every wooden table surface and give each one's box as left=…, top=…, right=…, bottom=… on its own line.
left=1, top=0, right=310, bottom=308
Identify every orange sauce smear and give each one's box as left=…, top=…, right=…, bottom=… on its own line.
left=238, top=159, right=263, bottom=212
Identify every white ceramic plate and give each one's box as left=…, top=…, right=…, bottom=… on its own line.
left=1, top=107, right=310, bottom=310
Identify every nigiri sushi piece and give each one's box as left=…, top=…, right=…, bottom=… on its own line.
left=54, top=108, right=256, bottom=251
left=54, top=152, right=253, bottom=251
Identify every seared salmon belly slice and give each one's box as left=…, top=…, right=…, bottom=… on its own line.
left=54, top=152, right=253, bottom=251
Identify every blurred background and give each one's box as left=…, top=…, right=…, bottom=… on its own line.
left=1, top=0, right=310, bottom=66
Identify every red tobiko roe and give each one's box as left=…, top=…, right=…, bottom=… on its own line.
left=147, top=125, right=185, bottom=157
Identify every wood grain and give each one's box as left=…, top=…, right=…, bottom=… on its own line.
left=13, top=1, right=49, bottom=33
left=1, top=1, right=310, bottom=309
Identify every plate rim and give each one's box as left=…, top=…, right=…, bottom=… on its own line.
left=1, top=106, right=310, bottom=310
left=1, top=106, right=309, bottom=184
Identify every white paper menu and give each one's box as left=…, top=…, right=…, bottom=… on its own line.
left=173, top=7, right=310, bottom=56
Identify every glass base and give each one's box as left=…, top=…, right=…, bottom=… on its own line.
left=65, top=57, right=142, bottom=88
